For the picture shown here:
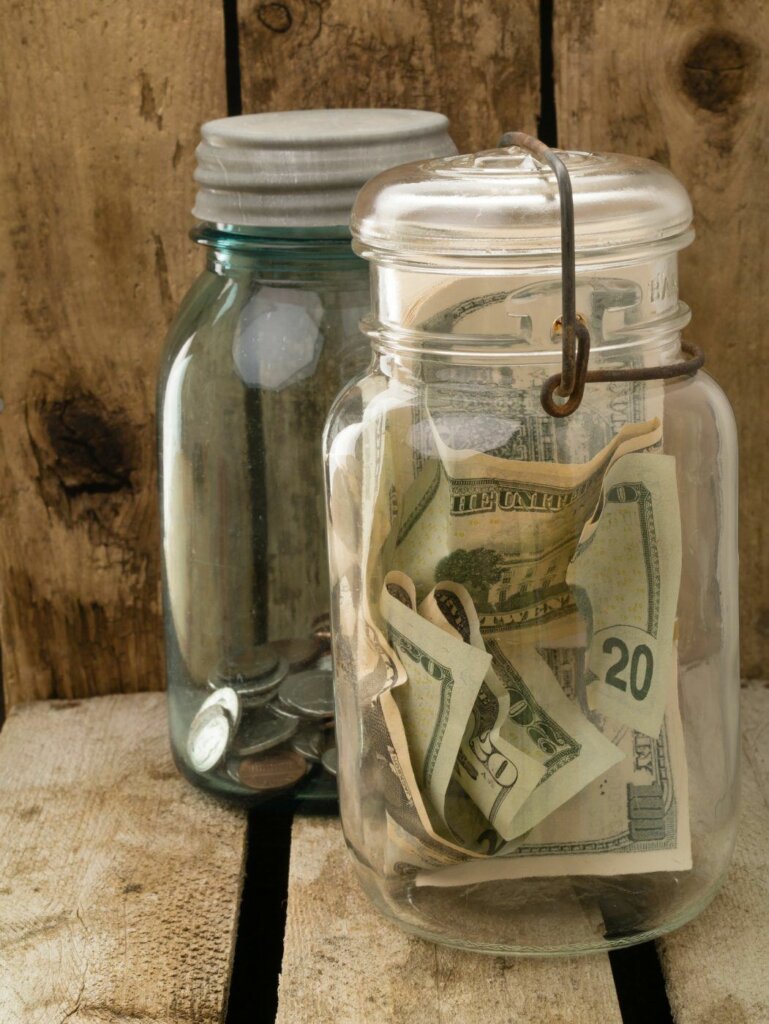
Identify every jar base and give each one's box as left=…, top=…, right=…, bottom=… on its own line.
left=352, top=852, right=728, bottom=957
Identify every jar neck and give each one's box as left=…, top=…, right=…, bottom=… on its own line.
left=366, top=249, right=688, bottom=358
left=193, top=223, right=364, bottom=277
left=371, top=333, right=685, bottom=390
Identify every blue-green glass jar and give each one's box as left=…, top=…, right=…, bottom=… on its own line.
left=158, top=111, right=456, bottom=805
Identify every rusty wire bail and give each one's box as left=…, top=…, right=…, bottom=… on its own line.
left=498, top=131, right=705, bottom=418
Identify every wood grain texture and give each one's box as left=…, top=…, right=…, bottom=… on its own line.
left=238, top=0, right=541, bottom=153
left=0, top=692, right=247, bottom=1023
left=0, top=3, right=226, bottom=706
left=553, top=0, right=769, bottom=676
left=658, top=681, right=769, bottom=1023
left=276, top=816, right=623, bottom=1024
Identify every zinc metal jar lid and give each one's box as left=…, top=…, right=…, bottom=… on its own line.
left=351, top=146, right=694, bottom=261
left=193, top=108, right=457, bottom=229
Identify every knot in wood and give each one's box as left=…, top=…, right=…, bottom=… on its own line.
left=680, top=32, right=756, bottom=113
left=36, top=392, right=134, bottom=500
left=257, top=2, right=293, bottom=33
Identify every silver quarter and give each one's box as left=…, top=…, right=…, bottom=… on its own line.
left=321, top=745, right=338, bottom=777
left=278, top=669, right=335, bottom=720
left=291, top=726, right=325, bottom=764
left=187, top=704, right=232, bottom=773
left=232, top=708, right=298, bottom=756
left=199, top=686, right=241, bottom=730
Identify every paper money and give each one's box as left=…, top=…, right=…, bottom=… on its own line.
left=418, top=581, right=546, bottom=840
left=391, top=417, right=662, bottom=647
left=380, top=577, right=491, bottom=842
left=485, top=640, right=625, bottom=841
left=411, top=667, right=691, bottom=884
left=568, top=452, right=682, bottom=739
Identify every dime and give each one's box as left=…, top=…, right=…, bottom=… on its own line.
left=233, top=708, right=299, bottom=756
left=269, top=636, right=323, bottom=672
left=278, top=669, right=335, bottom=720
left=199, top=686, right=241, bottom=730
left=230, top=749, right=309, bottom=792
left=321, top=745, right=338, bottom=777
left=187, top=704, right=232, bottom=773
left=291, top=726, right=325, bottom=764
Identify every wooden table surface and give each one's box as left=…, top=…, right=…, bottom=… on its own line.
left=0, top=683, right=767, bottom=1023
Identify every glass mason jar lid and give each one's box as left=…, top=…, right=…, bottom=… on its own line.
left=351, top=146, right=694, bottom=262
left=193, top=109, right=457, bottom=229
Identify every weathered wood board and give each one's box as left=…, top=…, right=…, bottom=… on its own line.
left=0, top=2, right=226, bottom=707
left=3, top=0, right=768, bottom=711
left=275, top=816, right=623, bottom=1024
left=238, top=0, right=541, bottom=153
left=0, top=692, right=247, bottom=1023
left=554, top=0, right=769, bottom=676
left=658, top=681, right=769, bottom=1023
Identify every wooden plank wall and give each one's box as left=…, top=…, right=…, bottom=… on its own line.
left=238, top=0, right=541, bottom=152
left=1, top=1, right=767, bottom=708
left=0, top=3, right=226, bottom=706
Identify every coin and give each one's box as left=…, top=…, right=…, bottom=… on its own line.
left=321, top=745, right=338, bottom=776
left=268, top=700, right=303, bottom=723
left=311, top=612, right=332, bottom=645
left=210, top=657, right=289, bottom=701
left=269, top=636, right=323, bottom=672
left=278, top=669, right=335, bottom=720
left=291, top=726, right=325, bottom=764
left=214, top=645, right=279, bottom=681
left=230, top=749, right=309, bottom=792
left=187, top=704, right=232, bottom=773
left=233, top=708, right=299, bottom=756
left=314, top=651, right=333, bottom=672
left=199, top=686, right=241, bottom=730
left=237, top=673, right=286, bottom=708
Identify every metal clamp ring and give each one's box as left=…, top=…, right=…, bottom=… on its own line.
left=498, top=131, right=705, bottom=417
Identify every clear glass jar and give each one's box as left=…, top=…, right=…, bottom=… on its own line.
left=159, top=110, right=456, bottom=806
left=323, top=146, right=740, bottom=953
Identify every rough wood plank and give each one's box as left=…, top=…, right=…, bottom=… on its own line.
left=276, top=816, right=622, bottom=1024
left=0, top=693, right=247, bottom=1023
left=238, top=0, right=541, bottom=153
left=658, top=681, right=769, bottom=1023
left=0, top=3, right=226, bottom=706
left=553, top=0, right=769, bottom=676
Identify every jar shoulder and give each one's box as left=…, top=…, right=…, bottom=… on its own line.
left=665, top=368, right=739, bottom=461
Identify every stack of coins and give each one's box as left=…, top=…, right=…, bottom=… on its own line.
left=185, top=613, right=338, bottom=798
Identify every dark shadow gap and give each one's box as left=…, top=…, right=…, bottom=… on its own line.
left=0, top=644, right=5, bottom=730
left=537, top=0, right=558, bottom=146
left=226, top=810, right=294, bottom=1024
left=223, top=0, right=243, bottom=116
left=609, top=941, right=674, bottom=1024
